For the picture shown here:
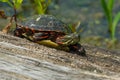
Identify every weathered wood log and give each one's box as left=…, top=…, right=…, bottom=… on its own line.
left=0, top=31, right=120, bottom=80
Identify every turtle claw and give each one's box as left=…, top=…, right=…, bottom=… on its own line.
left=69, top=43, right=86, bottom=56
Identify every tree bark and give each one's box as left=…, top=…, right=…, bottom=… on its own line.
left=0, top=31, right=120, bottom=80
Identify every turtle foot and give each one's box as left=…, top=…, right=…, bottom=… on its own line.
left=69, top=43, right=86, bottom=56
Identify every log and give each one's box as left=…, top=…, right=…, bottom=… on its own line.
left=0, top=31, right=120, bottom=80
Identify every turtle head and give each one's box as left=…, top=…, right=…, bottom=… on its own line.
left=56, top=32, right=80, bottom=46
left=56, top=21, right=83, bottom=46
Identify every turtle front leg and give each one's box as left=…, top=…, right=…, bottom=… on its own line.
left=56, top=37, right=86, bottom=55
left=55, top=35, right=86, bottom=56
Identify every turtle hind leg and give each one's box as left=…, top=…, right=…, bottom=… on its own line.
left=68, top=43, right=86, bottom=56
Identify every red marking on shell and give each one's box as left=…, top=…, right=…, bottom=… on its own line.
left=25, top=26, right=30, bottom=32
left=31, top=28, right=35, bottom=33
left=73, top=45, right=78, bottom=49
left=39, top=36, right=48, bottom=39
left=57, top=42, right=63, bottom=45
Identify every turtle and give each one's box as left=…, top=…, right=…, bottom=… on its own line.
left=7, top=15, right=86, bottom=56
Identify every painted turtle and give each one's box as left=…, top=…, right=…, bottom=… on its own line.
left=14, top=15, right=86, bottom=56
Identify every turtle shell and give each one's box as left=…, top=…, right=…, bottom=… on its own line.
left=20, top=15, right=72, bottom=34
